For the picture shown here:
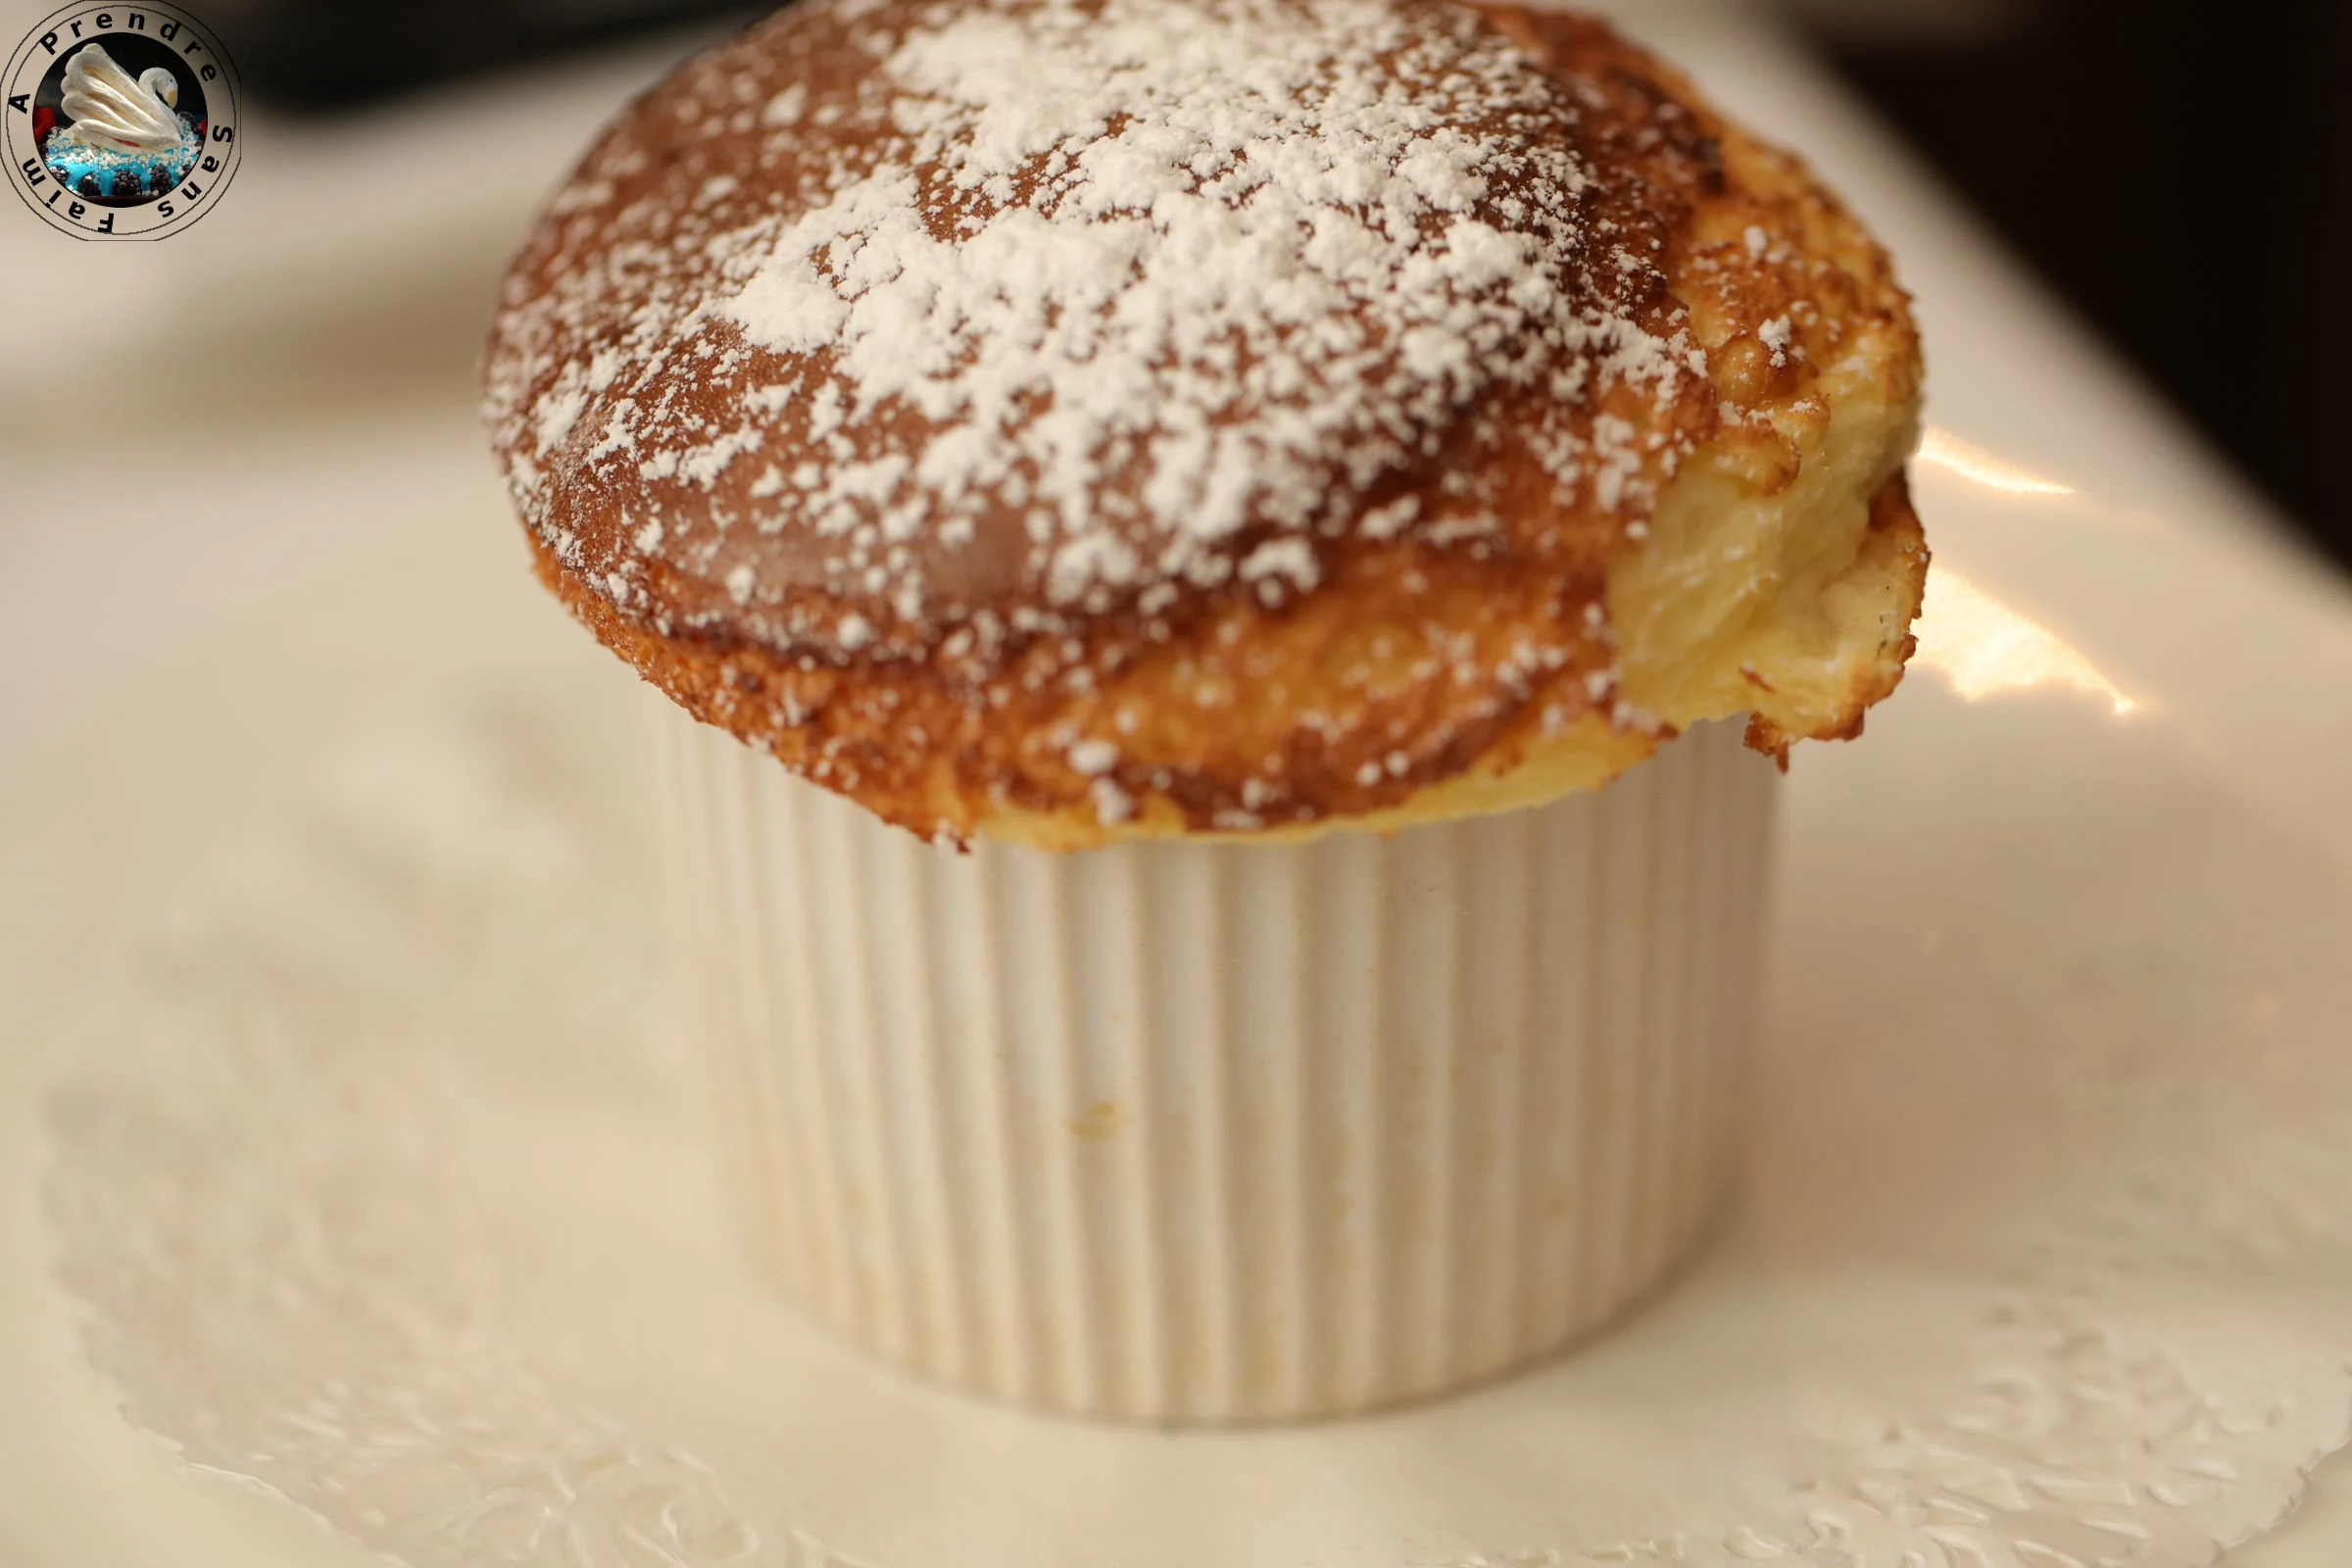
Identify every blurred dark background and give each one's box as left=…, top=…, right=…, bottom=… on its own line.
left=1807, top=0, right=2352, bottom=569
left=207, top=0, right=2352, bottom=566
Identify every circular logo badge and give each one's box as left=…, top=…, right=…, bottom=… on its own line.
left=5, top=3, right=241, bottom=240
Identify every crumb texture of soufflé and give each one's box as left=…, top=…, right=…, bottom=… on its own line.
left=482, top=0, right=1928, bottom=848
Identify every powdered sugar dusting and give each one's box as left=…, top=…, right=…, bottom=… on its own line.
left=710, top=0, right=1694, bottom=615
left=484, top=0, right=1716, bottom=668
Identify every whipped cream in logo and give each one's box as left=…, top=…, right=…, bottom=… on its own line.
left=52, top=43, right=189, bottom=155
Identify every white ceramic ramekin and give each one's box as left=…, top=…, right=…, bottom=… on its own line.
left=654, top=713, right=1774, bottom=1421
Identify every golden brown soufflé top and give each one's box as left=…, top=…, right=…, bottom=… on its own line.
left=482, top=0, right=1928, bottom=847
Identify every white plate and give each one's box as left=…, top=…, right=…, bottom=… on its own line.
left=4, top=4, right=2352, bottom=1563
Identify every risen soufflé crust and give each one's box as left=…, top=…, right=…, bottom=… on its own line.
left=483, top=0, right=1928, bottom=847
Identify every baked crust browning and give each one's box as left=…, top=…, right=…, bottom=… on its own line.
left=486, top=0, right=1927, bottom=845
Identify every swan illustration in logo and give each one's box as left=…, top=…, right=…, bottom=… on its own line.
left=41, top=43, right=200, bottom=199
